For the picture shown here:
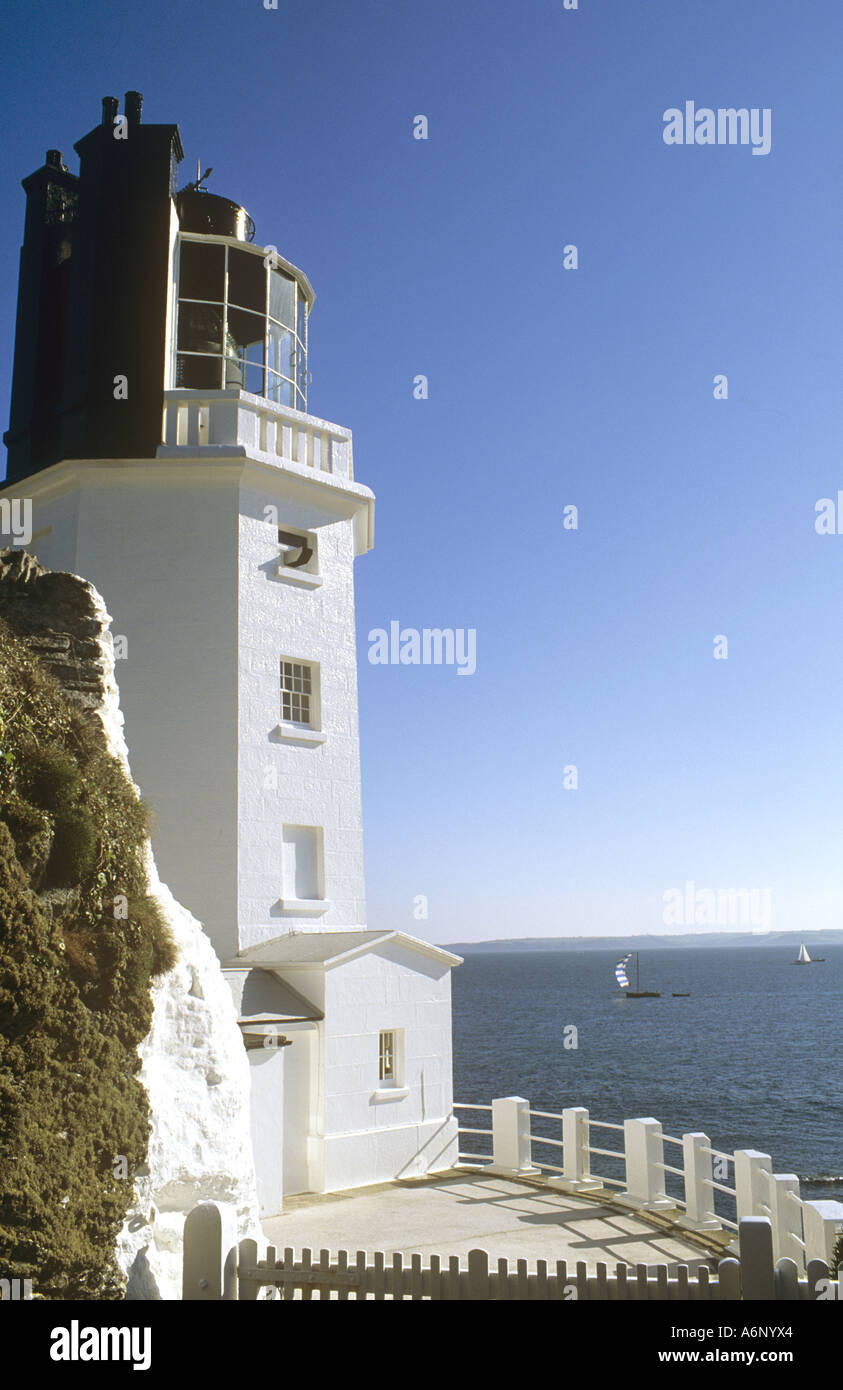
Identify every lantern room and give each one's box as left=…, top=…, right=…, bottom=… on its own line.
left=173, top=187, right=312, bottom=411
left=3, top=92, right=316, bottom=484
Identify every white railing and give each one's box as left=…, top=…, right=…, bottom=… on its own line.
left=160, top=389, right=354, bottom=479
left=453, top=1098, right=843, bottom=1271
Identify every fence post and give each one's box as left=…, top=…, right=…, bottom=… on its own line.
left=769, top=1174, right=804, bottom=1266
left=802, top=1200, right=843, bottom=1267
left=738, top=1217, right=776, bottom=1301
left=617, top=1118, right=674, bottom=1212
left=717, top=1257, right=741, bottom=1300
left=774, top=1258, right=801, bottom=1301
left=183, top=1201, right=239, bottom=1301
left=467, top=1249, right=490, bottom=1300
left=734, top=1150, right=773, bottom=1222
left=678, top=1132, right=720, bottom=1231
left=490, top=1097, right=539, bottom=1177
left=548, top=1106, right=601, bottom=1192
left=238, top=1237, right=261, bottom=1301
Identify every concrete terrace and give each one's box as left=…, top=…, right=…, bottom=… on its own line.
left=263, top=1169, right=728, bottom=1272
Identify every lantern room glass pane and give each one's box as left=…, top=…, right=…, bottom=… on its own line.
left=244, top=362, right=264, bottom=396
left=178, top=241, right=225, bottom=302
left=227, top=307, right=265, bottom=364
left=267, top=373, right=293, bottom=407
left=269, top=268, right=295, bottom=329
left=224, top=348, right=244, bottom=388
left=177, top=302, right=223, bottom=354
left=176, top=354, right=222, bottom=389
left=228, top=247, right=266, bottom=313
left=296, top=294, right=308, bottom=346
left=268, top=323, right=293, bottom=379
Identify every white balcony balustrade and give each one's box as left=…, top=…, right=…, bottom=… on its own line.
left=160, top=389, right=353, bottom=480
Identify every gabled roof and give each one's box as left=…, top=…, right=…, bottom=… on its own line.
left=236, top=929, right=462, bottom=970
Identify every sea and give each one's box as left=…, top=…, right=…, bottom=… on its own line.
left=451, top=945, right=842, bottom=1205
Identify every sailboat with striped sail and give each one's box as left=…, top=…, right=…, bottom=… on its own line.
left=615, top=952, right=660, bottom=998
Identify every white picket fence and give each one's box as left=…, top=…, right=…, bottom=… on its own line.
left=182, top=1205, right=842, bottom=1301
left=454, top=1098, right=843, bottom=1272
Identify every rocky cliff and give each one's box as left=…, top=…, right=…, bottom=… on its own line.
left=0, top=549, right=260, bottom=1299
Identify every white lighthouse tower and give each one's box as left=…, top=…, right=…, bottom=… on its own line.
left=2, top=93, right=460, bottom=1215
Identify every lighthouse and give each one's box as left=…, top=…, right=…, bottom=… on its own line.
left=2, top=93, right=460, bottom=1213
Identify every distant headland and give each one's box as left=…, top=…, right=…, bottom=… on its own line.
left=447, top=930, right=843, bottom=953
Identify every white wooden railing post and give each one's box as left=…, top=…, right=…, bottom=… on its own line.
left=182, top=1201, right=239, bottom=1301
left=802, top=1199, right=843, bottom=1267
left=678, top=1132, right=720, bottom=1231
left=548, top=1106, right=601, bottom=1192
left=769, top=1174, right=804, bottom=1265
left=734, top=1149, right=773, bottom=1222
left=617, top=1118, right=674, bottom=1212
left=490, top=1096, right=539, bottom=1177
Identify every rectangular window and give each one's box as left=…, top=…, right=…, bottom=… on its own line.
left=379, top=1030, right=396, bottom=1083
left=281, top=824, right=323, bottom=902
left=280, top=660, right=312, bottom=725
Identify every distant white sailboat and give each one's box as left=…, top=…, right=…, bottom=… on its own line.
left=793, top=942, right=824, bottom=964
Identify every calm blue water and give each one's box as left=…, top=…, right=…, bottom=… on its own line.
left=451, top=946, right=843, bottom=1203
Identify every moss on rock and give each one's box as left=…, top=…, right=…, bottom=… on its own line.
left=0, top=615, right=176, bottom=1298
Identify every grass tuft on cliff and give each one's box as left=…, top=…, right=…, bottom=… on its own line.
left=0, top=616, right=176, bottom=1298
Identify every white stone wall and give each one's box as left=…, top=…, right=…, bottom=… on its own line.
left=236, top=482, right=367, bottom=950
left=18, top=466, right=240, bottom=960
left=319, top=945, right=459, bottom=1191
left=16, top=453, right=371, bottom=965
left=70, top=578, right=260, bottom=1301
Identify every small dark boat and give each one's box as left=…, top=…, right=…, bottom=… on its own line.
left=672, top=992, right=691, bottom=997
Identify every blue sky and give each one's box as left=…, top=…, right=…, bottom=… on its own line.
left=3, top=0, right=843, bottom=942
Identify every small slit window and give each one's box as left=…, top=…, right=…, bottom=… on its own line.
left=379, top=1030, right=395, bottom=1082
